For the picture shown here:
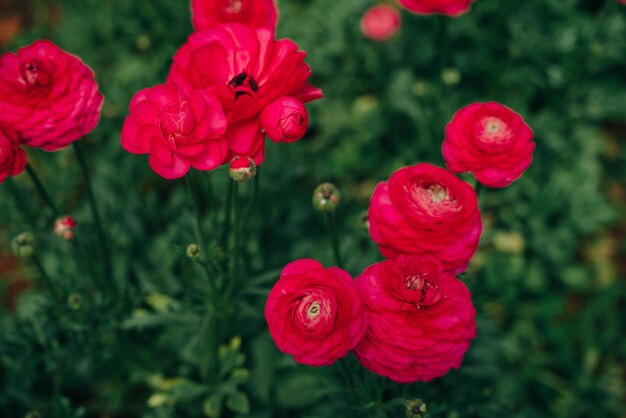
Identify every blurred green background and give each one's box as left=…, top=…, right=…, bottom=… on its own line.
left=0, top=0, right=625, bottom=417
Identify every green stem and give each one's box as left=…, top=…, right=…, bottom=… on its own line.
left=5, top=178, right=37, bottom=229
left=229, top=181, right=240, bottom=281
left=325, top=211, right=343, bottom=268
left=73, top=142, right=113, bottom=284
left=32, top=254, right=62, bottom=307
left=437, top=15, right=449, bottom=73
left=185, top=173, right=209, bottom=252
left=25, top=163, right=60, bottom=218
left=220, top=179, right=235, bottom=249
left=240, top=168, right=260, bottom=235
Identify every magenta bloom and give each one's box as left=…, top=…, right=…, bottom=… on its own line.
left=260, top=96, right=309, bottom=143
left=361, top=4, right=402, bottom=42
left=0, top=40, right=103, bottom=151
left=191, top=0, right=278, bottom=31
left=368, top=163, right=481, bottom=273
left=0, top=128, right=27, bottom=184
left=121, top=83, right=227, bottom=179
left=354, top=254, right=476, bottom=383
left=443, top=102, right=535, bottom=188
left=397, top=0, right=476, bottom=16
left=265, top=259, right=368, bottom=366
left=167, top=23, right=322, bottom=165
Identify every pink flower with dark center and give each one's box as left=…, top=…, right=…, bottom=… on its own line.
left=443, top=102, right=535, bottom=188
left=121, top=83, right=227, bottom=179
left=167, top=23, right=322, bottom=165
left=260, top=96, right=309, bottom=143
left=0, top=128, right=27, bottom=184
left=264, top=259, right=368, bottom=366
left=361, top=4, right=402, bottom=42
left=354, top=254, right=476, bottom=383
left=368, top=163, right=481, bottom=274
left=397, top=0, right=476, bottom=16
left=0, top=40, right=103, bottom=151
left=191, top=0, right=278, bottom=30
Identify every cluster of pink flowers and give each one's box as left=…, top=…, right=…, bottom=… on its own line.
left=266, top=100, right=534, bottom=382
left=0, top=40, right=103, bottom=183
left=360, top=0, right=478, bottom=42
left=121, top=0, right=322, bottom=179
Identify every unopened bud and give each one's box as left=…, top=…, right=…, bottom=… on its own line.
left=67, top=293, right=83, bottom=310
left=260, top=96, right=309, bottom=143
left=229, top=157, right=257, bottom=182
left=186, top=243, right=201, bottom=260
left=441, top=68, right=461, bottom=86
left=405, top=399, right=427, bottom=418
left=312, top=183, right=341, bottom=212
left=24, top=412, right=41, bottom=418
left=54, top=215, right=77, bottom=240
left=11, top=232, right=35, bottom=258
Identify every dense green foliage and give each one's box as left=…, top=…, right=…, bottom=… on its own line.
left=1, top=0, right=625, bottom=417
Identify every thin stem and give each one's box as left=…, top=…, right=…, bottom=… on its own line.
left=325, top=211, right=343, bottom=268
left=220, top=179, right=235, bottom=249
left=185, top=173, right=209, bottom=252
left=5, top=178, right=37, bottom=229
left=73, top=142, right=113, bottom=284
left=436, top=15, right=449, bottom=73
left=229, top=181, right=240, bottom=281
left=240, top=168, right=260, bottom=235
left=31, top=254, right=62, bottom=307
left=25, top=164, right=60, bottom=218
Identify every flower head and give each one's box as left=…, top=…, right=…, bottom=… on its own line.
left=397, top=0, right=476, bottom=16
left=0, top=128, right=27, bottom=184
left=121, top=83, right=227, bottom=179
left=54, top=216, right=77, bottom=240
left=265, top=259, right=368, bottom=366
left=260, top=96, right=309, bottom=143
left=167, top=23, right=322, bottom=165
left=368, top=163, right=481, bottom=273
left=228, top=156, right=256, bottom=182
left=191, top=0, right=278, bottom=31
left=443, top=102, right=535, bottom=188
left=354, top=254, right=476, bottom=383
left=361, top=4, right=402, bottom=42
left=0, top=40, right=103, bottom=151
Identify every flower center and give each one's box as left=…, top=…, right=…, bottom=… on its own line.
left=160, top=102, right=195, bottom=146
left=224, top=0, right=243, bottom=13
left=404, top=274, right=441, bottom=307
left=228, top=72, right=259, bottom=100
left=478, top=116, right=512, bottom=144
left=306, top=301, right=321, bottom=319
left=20, top=61, right=52, bottom=88
left=409, top=182, right=461, bottom=216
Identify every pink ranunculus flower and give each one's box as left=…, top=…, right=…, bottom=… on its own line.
left=443, top=102, right=535, bottom=188
left=54, top=216, right=77, bottom=240
left=361, top=4, right=402, bottom=42
left=167, top=23, right=322, bottom=165
left=121, top=83, right=228, bottom=179
left=260, top=96, right=309, bottom=143
left=0, top=40, right=103, bottom=151
left=397, top=0, right=476, bottom=16
left=191, top=0, right=278, bottom=31
left=265, top=259, right=368, bottom=366
left=354, top=254, right=476, bottom=383
left=368, top=163, right=481, bottom=274
left=0, top=128, right=27, bottom=184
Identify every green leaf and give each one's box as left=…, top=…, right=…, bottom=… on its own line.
left=226, top=391, right=250, bottom=415
left=275, top=370, right=334, bottom=409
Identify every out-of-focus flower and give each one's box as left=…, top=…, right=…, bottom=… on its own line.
left=260, top=97, right=309, bottom=143
left=0, top=127, right=26, bottom=184
left=191, top=0, right=278, bottom=31
left=443, top=102, right=535, bottom=188
left=312, top=183, right=341, bottom=212
left=368, top=163, right=481, bottom=274
left=265, top=259, right=368, bottom=366
left=121, top=83, right=227, bottom=179
left=361, top=4, right=402, bottom=42
left=397, top=0, right=476, bottom=16
left=12, top=232, right=35, bottom=258
left=0, top=40, right=103, bottom=151
left=54, top=216, right=77, bottom=240
left=354, top=254, right=476, bottom=383
left=167, top=23, right=322, bottom=165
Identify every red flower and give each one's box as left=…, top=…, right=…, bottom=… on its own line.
left=54, top=216, right=77, bottom=240
left=121, top=83, right=227, bottom=179
left=397, top=0, right=476, bottom=16
left=260, top=96, right=308, bottom=143
left=361, top=5, right=402, bottom=42
left=167, top=23, right=322, bottom=165
left=264, top=259, right=368, bottom=366
left=191, top=0, right=278, bottom=31
left=368, top=163, right=481, bottom=273
left=0, top=128, right=27, bottom=184
left=0, top=40, right=103, bottom=151
left=443, top=102, right=535, bottom=188
left=354, top=254, right=476, bottom=383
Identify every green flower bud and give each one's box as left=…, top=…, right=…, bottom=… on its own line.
left=67, top=293, right=83, bottom=310
left=186, top=243, right=202, bottom=261
left=229, top=157, right=257, bottom=182
left=11, top=232, right=35, bottom=258
left=441, top=68, right=461, bottom=86
left=405, top=399, right=427, bottom=418
left=312, top=183, right=341, bottom=212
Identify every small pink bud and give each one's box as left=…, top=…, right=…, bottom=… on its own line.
left=260, top=97, right=309, bottom=143
left=229, top=156, right=257, bottom=182
left=54, top=216, right=77, bottom=240
left=361, top=4, right=401, bottom=42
